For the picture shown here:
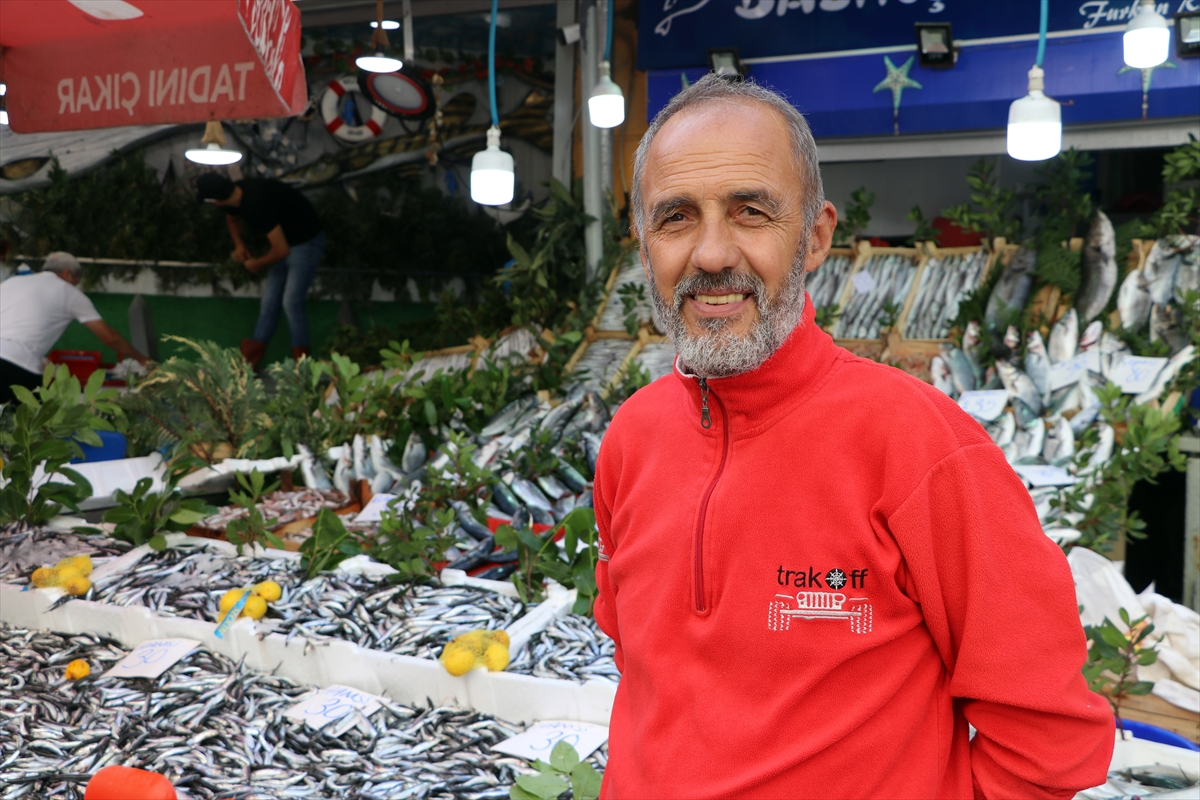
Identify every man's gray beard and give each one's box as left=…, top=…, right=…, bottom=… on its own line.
left=647, top=244, right=808, bottom=378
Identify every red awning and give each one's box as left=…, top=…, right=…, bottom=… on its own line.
left=1, top=0, right=307, bottom=133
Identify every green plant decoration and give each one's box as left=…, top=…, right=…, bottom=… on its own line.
left=495, top=507, right=599, bottom=615
left=1082, top=608, right=1159, bottom=731
left=509, top=741, right=601, bottom=800
left=299, top=508, right=364, bottom=580
left=91, top=473, right=216, bottom=551
left=942, top=159, right=1022, bottom=244
left=834, top=187, right=874, bottom=246
left=224, top=470, right=284, bottom=554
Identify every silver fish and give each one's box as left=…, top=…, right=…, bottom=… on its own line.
left=400, top=432, right=427, bottom=475
left=1076, top=210, right=1117, bottom=322
left=1025, top=331, right=1052, bottom=403
left=581, top=432, right=604, bottom=476
left=1117, top=268, right=1153, bottom=331
left=1079, top=320, right=1103, bottom=352
left=1004, top=325, right=1021, bottom=352
left=480, top=394, right=538, bottom=438
left=1149, top=303, right=1189, bottom=355
left=1142, top=239, right=1182, bottom=305
left=333, top=445, right=353, bottom=494
left=986, top=247, right=1036, bottom=330
left=940, top=345, right=977, bottom=395
left=1042, top=417, right=1075, bottom=466
left=509, top=476, right=553, bottom=512
left=996, top=360, right=1043, bottom=417
left=987, top=410, right=1016, bottom=447
left=1135, top=344, right=1195, bottom=405
left=538, top=395, right=585, bottom=444
left=1048, top=308, right=1079, bottom=364
left=930, top=356, right=955, bottom=397
left=298, top=443, right=333, bottom=492
left=352, top=434, right=376, bottom=481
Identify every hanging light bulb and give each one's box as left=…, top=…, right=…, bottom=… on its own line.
left=358, top=0, right=403, bottom=72
left=1124, top=0, right=1170, bottom=68
left=1007, top=65, right=1061, bottom=161
left=470, top=0, right=514, bottom=206
left=588, top=60, right=624, bottom=128
left=471, top=126, right=515, bottom=205
left=185, top=121, right=242, bottom=165
left=0, top=110, right=8, bottom=127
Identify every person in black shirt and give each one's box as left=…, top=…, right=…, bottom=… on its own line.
left=196, top=173, right=326, bottom=367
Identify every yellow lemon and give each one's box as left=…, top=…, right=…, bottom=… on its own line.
left=61, top=576, right=91, bottom=596
left=54, top=565, right=82, bottom=584
left=442, top=645, right=477, bottom=677
left=455, top=630, right=487, bottom=654
left=55, top=555, right=93, bottom=576
left=31, top=567, right=59, bottom=588
left=483, top=642, right=509, bottom=672
left=252, top=580, right=282, bottom=603
left=240, top=594, right=268, bottom=620
left=488, top=630, right=510, bottom=648
left=219, top=588, right=247, bottom=617
left=64, top=659, right=90, bottom=681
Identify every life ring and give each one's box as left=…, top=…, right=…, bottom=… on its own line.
left=320, top=76, right=389, bottom=143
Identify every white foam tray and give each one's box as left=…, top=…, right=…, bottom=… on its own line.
left=0, top=534, right=616, bottom=726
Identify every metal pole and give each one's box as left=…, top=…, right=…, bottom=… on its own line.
left=597, top=0, right=613, bottom=199
left=552, top=0, right=577, bottom=188
left=581, top=0, right=603, bottom=281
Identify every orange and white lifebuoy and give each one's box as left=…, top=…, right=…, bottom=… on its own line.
left=321, top=76, right=389, bottom=143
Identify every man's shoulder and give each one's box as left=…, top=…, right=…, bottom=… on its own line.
left=607, top=373, right=682, bottom=435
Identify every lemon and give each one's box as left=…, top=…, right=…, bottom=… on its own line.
left=455, top=630, right=487, bottom=654
left=483, top=642, right=509, bottom=672
left=54, top=565, right=83, bottom=584
left=219, top=588, right=247, bottom=617
left=61, top=576, right=91, bottom=596
left=442, top=645, right=477, bottom=676
left=55, top=555, right=93, bottom=576
left=252, top=580, right=282, bottom=603
left=240, top=594, right=268, bottom=620
left=31, top=567, right=58, bottom=588
left=64, top=659, right=90, bottom=681
left=489, top=630, right=510, bottom=648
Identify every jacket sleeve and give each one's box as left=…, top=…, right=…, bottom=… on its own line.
left=887, top=443, right=1113, bottom=799
left=592, top=448, right=625, bottom=674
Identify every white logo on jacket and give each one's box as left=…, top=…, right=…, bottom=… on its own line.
left=768, top=590, right=874, bottom=634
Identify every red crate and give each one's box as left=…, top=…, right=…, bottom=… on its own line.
left=48, top=349, right=102, bottom=382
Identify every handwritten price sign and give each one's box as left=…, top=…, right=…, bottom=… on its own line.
left=492, top=720, right=609, bottom=761
left=1013, top=464, right=1077, bottom=487
left=284, top=684, right=382, bottom=730
left=1108, top=355, right=1166, bottom=395
left=104, top=638, right=200, bottom=679
left=1048, top=353, right=1090, bottom=392
left=957, top=390, right=1009, bottom=422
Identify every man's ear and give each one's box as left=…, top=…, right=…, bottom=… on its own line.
left=804, top=201, right=838, bottom=274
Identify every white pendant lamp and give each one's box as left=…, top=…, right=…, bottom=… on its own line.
left=589, top=60, right=625, bottom=128
left=1124, top=0, right=1170, bottom=69
left=470, top=0, right=515, bottom=206
left=357, top=0, right=403, bottom=73
left=1006, top=0, right=1060, bottom=162
left=1007, top=65, right=1061, bottom=162
left=185, top=121, right=242, bottom=165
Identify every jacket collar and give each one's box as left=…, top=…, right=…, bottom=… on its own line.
left=672, top=293, right=842, bottom=436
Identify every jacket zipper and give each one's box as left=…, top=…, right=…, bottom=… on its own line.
left=694, top=378, right=729, bottom=614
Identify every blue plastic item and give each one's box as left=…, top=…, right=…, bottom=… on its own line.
left=70, top=430, right=128, bottom=464
left=1119, top=718, right=1200, bottom=751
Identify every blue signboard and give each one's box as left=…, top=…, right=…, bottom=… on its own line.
left=638, top=0, right=1200, bottom=70
left=646, top=30, right=1200, bottom=137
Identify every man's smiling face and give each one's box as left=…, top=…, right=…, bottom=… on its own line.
left=638, top=99, right=835, bottom=376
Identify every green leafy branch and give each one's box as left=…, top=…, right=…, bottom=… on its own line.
left=509, top=741, right=601, bottom=800
left=1082, top=608, right=1158, bottom=730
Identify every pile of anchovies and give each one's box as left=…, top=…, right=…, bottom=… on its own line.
left=0, top=624, right=612, bottom=800
left=86, top=542, right=529, bottom=659
left=507, top=614, right=619, bottom=684
left=0, top=529, right=131, bottom=584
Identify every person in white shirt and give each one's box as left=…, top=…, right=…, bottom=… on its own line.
left=0, top=252, right=149, bottom=404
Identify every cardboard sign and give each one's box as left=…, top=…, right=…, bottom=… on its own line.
left=957, top=390, right=1009, bottom=422
left=284, top=684, right=383, bottom=730
left=1108, top=356, right=1167, bottom=395
left=104, top=638, right=200, bottom=679
left=1048, top=353, right=1090, bottom=392
left=850, top=270, right=876, bottom=295
left=492, top=720, right=610, bottom=762
left=1013, top=464, right=1077, bottom=487
left=354, top=493, right=399, bottom=524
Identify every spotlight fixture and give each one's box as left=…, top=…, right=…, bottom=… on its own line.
left=707, top=48, right=744, bottom=78
left=185, top=121, right=242, bottom=165
left=915, top=23, right=955, bottom=69
left=1176, top=10, right=1200, bottom=58
left=558, top=23, right=581, bottom=46
left=470, top=0, right=514, bottom=205
left=1124, top=0, right=1170, bottom=68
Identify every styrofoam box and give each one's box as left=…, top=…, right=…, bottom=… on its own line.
left=0, top=533, right=616, bottom=726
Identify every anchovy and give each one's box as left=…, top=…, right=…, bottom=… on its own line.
left=1076, top=210, right=1117, bottom=323
left=507, top=613, right=619, bottom=684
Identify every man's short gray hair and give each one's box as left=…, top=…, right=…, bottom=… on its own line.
left=43, top=252, right=82, bottom=278
left=631, top=74, right=824, bottom=241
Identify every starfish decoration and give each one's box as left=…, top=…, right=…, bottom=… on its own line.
left=873, top=56, right=922, bottom=135
left=1117, top=61, right=1176, bottom=120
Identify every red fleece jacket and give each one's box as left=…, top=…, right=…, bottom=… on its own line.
left=593, top=296, right=1114, bottom=799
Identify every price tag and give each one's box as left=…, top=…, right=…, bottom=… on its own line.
left=354, top=493, right=398, bottom=524
left=1107, top=355, right=1167, bottom=394
left=213, top=587, right=251, bottom=639
left=1013, top=464, right=1077, bottom=487
left=1048, top=353, right=1090, bottom=391
left=492, top=720, right=610, bottom=762
left=957, top=390, right=1009, bottom=422
left=103, top=638, right=200, bottom=679
left=850, top=270, right=876, bottom=295
left=284, top=684, right=382, bottom=730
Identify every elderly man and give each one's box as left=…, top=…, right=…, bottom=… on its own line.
left=592, top=76, right=1113, bottom=798
left=0, top=252, right=148, bottom=404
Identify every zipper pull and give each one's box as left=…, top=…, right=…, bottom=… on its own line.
left=699, top=378, right=712, bottom=429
